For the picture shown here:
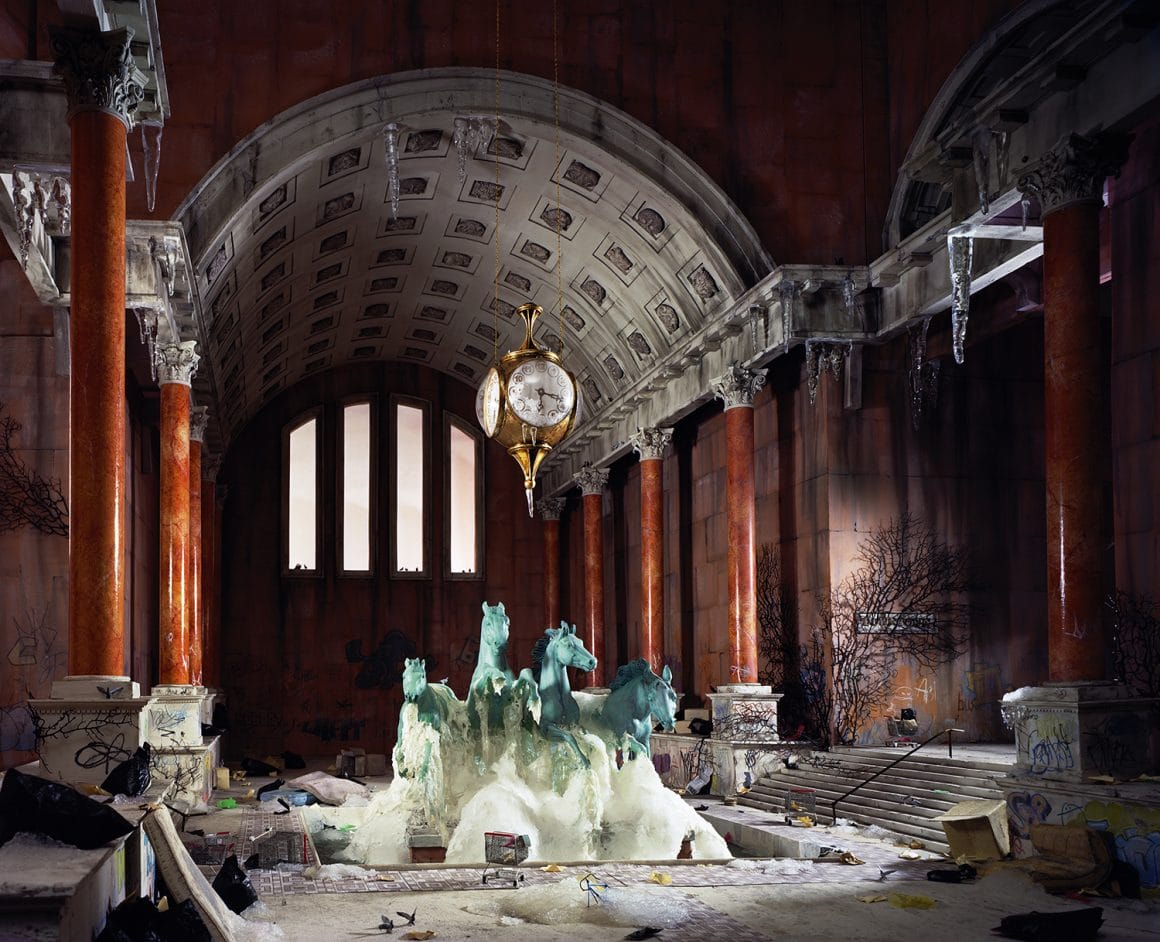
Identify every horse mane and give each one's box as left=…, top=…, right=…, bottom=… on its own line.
left=531, top=634, right=550, bottom=669
left=609, top=658, right=652, bottom=691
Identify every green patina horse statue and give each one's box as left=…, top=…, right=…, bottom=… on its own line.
left=465, top=601, right=538, bottom=732
left=597, top=659, right=678, bottom=759
left=530, top=621, right=597, bottom=767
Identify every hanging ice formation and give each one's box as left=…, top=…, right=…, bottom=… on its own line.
left=452, top=116, right=496, bottom=184
left=947, top=233, right=974, bottom=365
left=305, top=602, right=729, bottom=867
left=777, top=277, right=797, bottom=352
left=805, top=340, right=847, bottom=406
left=140, top=123, right=163, bottom=214
left=383, top=123, right=401, bottom=217
left=907, top=316, right=939, bottom=431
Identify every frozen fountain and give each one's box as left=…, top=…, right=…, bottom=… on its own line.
left=305, top=602, right=729, bottom=865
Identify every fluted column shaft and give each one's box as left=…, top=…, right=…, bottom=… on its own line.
left=539, top=497, right=566, bottom=630
left=156, top=342, right=199, bottom=685
left=1019, top=133, right=1129, bottom=682
left=631, top=428, right=672, bottom=673
left=713, top=366, right=766, bottom=685
left=188, top=407, right=207, bottom=684
left=575, top=465, right=610, bottom=686
left=51, top=26, right=145, bottom=676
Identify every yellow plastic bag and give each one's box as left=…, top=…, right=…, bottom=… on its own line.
left=649, top=871, right=673, bottom=886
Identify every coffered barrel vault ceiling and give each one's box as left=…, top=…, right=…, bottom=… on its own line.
left=177, top=69, right=773, bottom=450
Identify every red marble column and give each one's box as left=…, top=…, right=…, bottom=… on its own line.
left=631, top=428, right=673, bottom=673
left=49, top=27, right=145, bottom=677
left=188, top=407, right=208, bottom=685
left=538, top=497, right=566, bottom=629
left=575, top=464, right=610, bottom=686
left=713, top=365, right=767, bottom=685
left=1019, top=134, right=1129, bottom=682
left=156, top=341, right=199, bottom=685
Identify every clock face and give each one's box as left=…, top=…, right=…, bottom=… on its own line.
left=507, top=358, right=576, bottom=428
left=480, top=367, right=502, bottom=437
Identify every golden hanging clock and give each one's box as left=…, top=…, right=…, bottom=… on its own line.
left=475, top=302, right=580, bottom=516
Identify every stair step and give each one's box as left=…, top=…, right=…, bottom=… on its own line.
left=757, top=770, right=1002, bottom=801
left=829, top=748, right=1014, bottom=775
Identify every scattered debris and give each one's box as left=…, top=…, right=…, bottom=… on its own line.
left=898, top=849, right=923, bottom=860
left=100, top=743, right=152, bottom=797
left=0, top=768, right=134, bottom=850
left=541, top=864, right=563, bottom=872
left=857, top=895, right=888, bottom=904
left=993, top=907, right=1103, bottom=941
left=648, top=871, right=673, bottom=886
left=210, top=854, right=258, bottom=914
left=400, top=932, right=435, bottom=941
left=216, top=798, right=237, bottom=810
left=626, top=929, right=663, bottom=940
left=888, top=892, right=937, bottom=910
left=579, top=872, right=607, bottom=905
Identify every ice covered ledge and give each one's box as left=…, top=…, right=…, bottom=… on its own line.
left=1002, top=682, right=1160, bottom=784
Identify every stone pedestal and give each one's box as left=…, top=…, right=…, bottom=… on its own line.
left=708, top=685, right=780, bottom=743
left=146, top=685, right=207, bottom=747
left=151, top=738, right=218, bottom=808
left=1003, top=682, right=1160, bottom=783
left=29, top=678, right=154, bottom=786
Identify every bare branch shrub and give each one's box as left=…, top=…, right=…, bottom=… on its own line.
left=816, top=515, right=970, bottom=745
left=0, top=401, right=68, bottom=536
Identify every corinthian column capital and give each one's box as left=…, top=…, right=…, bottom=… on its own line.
left=190, top=406, right=209, bottom=444
left=711, top=364, right=767, bottom=410
left=155, top=340, right=200, bottom=386
left=574, top=463, right=610, bottom=496
left=537, top=497, right=566, bottom=521
left=630, top=427, right=673, bottom=462
left=48, top=26, right=148, bottom=129
left=1017, top=132, right=1132, bottom=217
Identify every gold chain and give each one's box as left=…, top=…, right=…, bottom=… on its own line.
left=554, top=0, right=563, bottom=356
left=493, top=0, right=501, bottom=364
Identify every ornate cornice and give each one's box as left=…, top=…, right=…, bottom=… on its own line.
left=630, top=427, right=673, bottom=462
left=537, top=496, right=566, bottom=521
left=48, top=26, right=147, bottom=129
left=711, top=364, right=767, bottom=410
left=1017, top=132, right=1132, bottom=217
left=189, top=406, right=209, bottom=443
left=155, top=340, right=199, bottom=386
left=574, top=463, right=610, bottom=496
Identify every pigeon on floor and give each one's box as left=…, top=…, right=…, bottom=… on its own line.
left=395, top=908, right=417, bottom=926
left=625, top=929, right=662, bottom=941
left=877, top=867, right=896, bottom=881
left=377, top=915, right=395, bottom=933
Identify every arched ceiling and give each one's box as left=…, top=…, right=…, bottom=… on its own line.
left=177, top=69, right=772, bottom=450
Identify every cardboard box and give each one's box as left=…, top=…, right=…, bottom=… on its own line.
left=936, top=799, right=1010, bottom=860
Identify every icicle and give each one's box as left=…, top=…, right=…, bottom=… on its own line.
left=12, top=172, right=31, bottom=270
left=453, top=117, right=469, bottom=183
left=948, top=234, right=974, bottom=365
left=778, top=278, right=796, bottom=352
left=842, top=273, right=862, bottom=322
left=994, top=130, right=1010, bottom=191
left=140, top=123, right=163, bottom=214
left=134, top=309, right=159, bottom=382
left=971, top=129, right=990, bottom=216
left=1021, top=194, right=1031, bottom=232
left=907, top=315, right=934, bottom=431
left=805, top=340, right=820, bottom=405
left=383, top=122, right=401, bottom=217
left=50, top=177, right=70, bottom=233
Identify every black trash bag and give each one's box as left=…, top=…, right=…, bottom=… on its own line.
left=281, top=750, right=306, bottom=769
left=159, top=898, right=212, bottom=942
left=211, top=854, right=258, bottom=914
left=0, top=767, right=133, bottom=850
left=241, top=756, right=279, bottom=777
left=689, top=717, right=712, bottom=736
left=95, top=895, right=164, bottom=942
left=211, top=702, right=230, bottom=732
left=101, top=743, right=152, bottom=797
left=256, top=777, right=285, bottom=800
left=993, top=906, right=1103, bottom=941
left=927, top=863, right=977, bottom=883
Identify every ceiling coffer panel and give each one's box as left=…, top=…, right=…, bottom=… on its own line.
left=176, top=69, right=770, bottom=450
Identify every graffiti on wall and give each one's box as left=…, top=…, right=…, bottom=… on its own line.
left=347, top=632, right=419, bottom=691
left=1008, top=791, right=1160, bottom=890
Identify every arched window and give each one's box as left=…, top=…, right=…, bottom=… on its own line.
left=284, top=410, right=321, bottom=574
left=340, top=399, right=374, bottom=573
left=392, top=397, right=427, bottom=576
left=446, top=415, right=483, bottom=577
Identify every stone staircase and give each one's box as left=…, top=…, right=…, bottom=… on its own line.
left=739, top=747, right=1011, bottom=855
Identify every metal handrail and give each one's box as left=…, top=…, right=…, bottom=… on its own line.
left=829, top=727, right=965, bottom=824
